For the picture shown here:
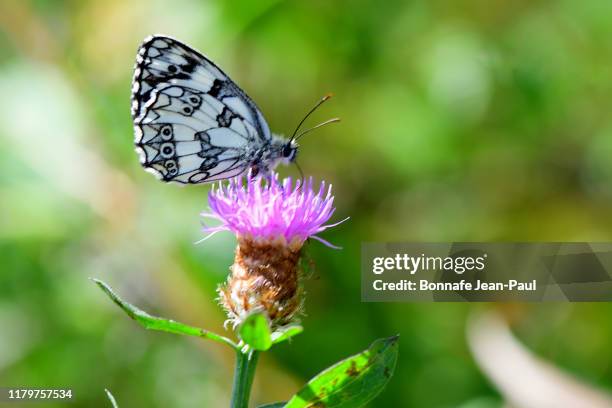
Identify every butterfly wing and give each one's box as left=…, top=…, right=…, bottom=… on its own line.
left=132, top=35, right=271, bottom=183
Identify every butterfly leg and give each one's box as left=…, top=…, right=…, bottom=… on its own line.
left=248, top=166, right=260, bottom=179
left=248, top=164, right=278, bottom=185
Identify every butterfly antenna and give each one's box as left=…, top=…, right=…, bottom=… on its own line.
left=290, top=94, right=334, bottom=142
left=295, top=160, right=305, bottom=181
left=294, top=117, right=340, bottom=141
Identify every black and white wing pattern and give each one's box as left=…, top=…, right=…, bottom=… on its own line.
left=132, top=35, right=272, bottom=183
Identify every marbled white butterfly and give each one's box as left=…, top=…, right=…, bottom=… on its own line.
left=131, top=35, right=337, bottom=184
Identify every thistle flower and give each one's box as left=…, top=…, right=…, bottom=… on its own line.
left=201, top=174, right=346, bottom=328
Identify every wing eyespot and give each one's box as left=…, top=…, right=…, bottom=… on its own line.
left=160, top=142, right=175, bottom=158
left=160, top=124, right=173, bottom=140
left=165, top=160, right=178, bottom=175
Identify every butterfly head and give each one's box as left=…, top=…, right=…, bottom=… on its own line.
left=281, top=140, right=299, bottom=164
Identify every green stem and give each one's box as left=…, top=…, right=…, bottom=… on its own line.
left=230, top=348, right=260, bottom=408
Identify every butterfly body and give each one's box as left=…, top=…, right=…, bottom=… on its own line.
left=131, top=35, right=297, bottom=184
left=243, top=135, right=298, bottom=178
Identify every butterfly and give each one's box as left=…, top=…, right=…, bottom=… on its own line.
left=131, top=35, right=338, bottom=184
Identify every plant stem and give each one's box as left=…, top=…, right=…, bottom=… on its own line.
left=230, top=348, right=260, bottom=408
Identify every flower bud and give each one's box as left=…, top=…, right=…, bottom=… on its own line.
left=219, top=236, right=303, bottom=328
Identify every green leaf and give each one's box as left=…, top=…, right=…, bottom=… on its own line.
left=92, top=278, right=236, bottom=349
left=257, top=403, right=286, bottom=408
left=271, top=325, right=303, bottom=345
left=284, top=335, right=399, bottom=408
left=239, top=312, right=272, bottom=351
left=104, top=389, right=119, bottom=408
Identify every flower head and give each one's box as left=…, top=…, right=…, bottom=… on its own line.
left=202, top=175, right=343, bottom=248
left=202, top=174, right=346, bottom=328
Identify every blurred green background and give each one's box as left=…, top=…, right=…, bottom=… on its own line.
left=2, top=0, right=612, bottom=406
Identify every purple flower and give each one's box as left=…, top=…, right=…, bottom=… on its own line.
left=203, top=174, right=347, bottom=327
left=201, top=174, right=346, bottom=248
